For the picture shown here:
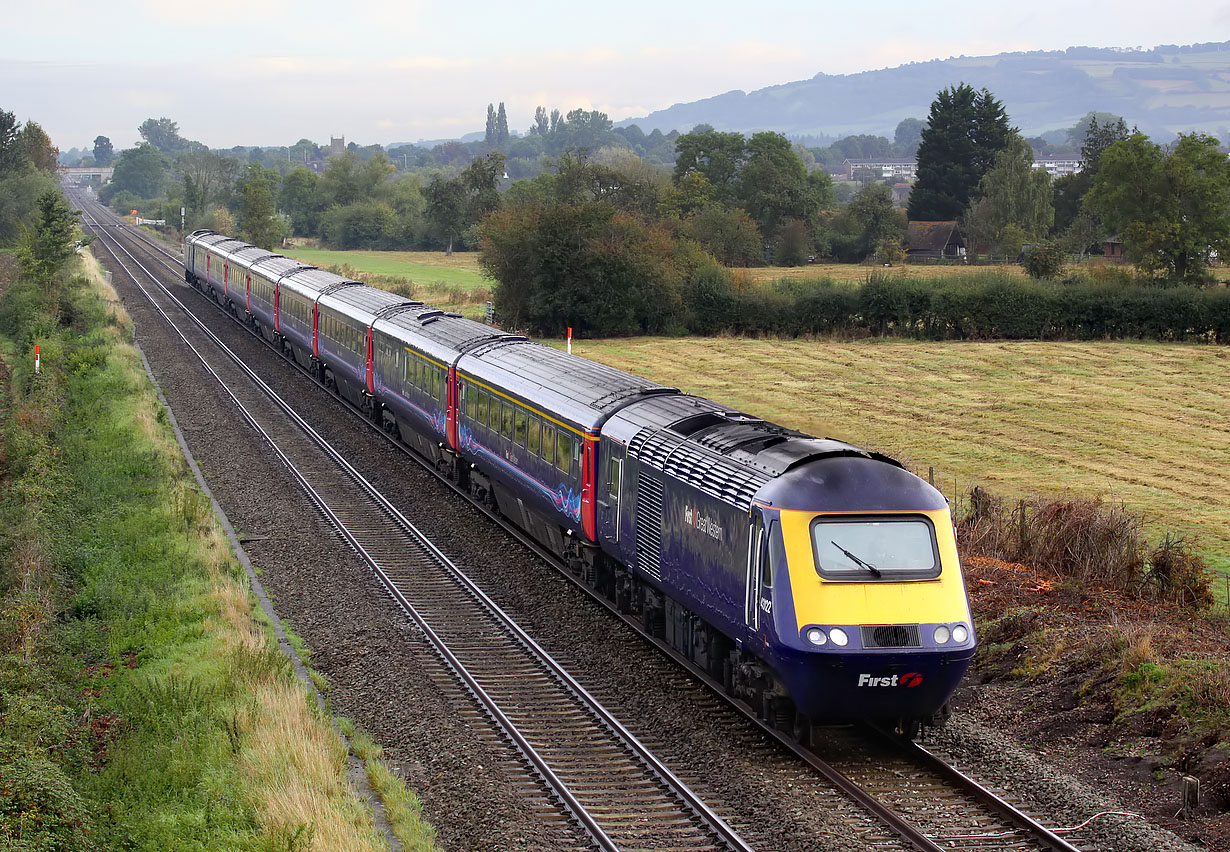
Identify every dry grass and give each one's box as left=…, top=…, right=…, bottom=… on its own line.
left=566, top=337, right=1230, bottom=571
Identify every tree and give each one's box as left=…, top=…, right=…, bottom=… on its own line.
left=479, top=200, right=684, bottom=336
left=425, top=175, right=467, bottom=254
left=279, top=167, right=322, bottom=235
left=16, top=121, right=57, bottom=173
left=17, top=190, right=79, bottom=285
left=0, top=109, right=22, bottom=175
left=1065, top=111, right=1126, bottom=149
left=177, top=148, right=238, bottom=220
left=908, top=84, right=1012, bottom=222
left=496, top=102, right=510, bottom=148
left=485, top=103, right=498, bottom=147
left=237, top=163, right=285, bottom=249
left=847, top=183, right=906, bottom=260
left=963, top=134, right=1053, bottom=256
left=108, top=144, right=169, bottom=199
left=1053, top=115, right=1130, bottom=233
left=736, top=132, right=826, bottom=237
left=531, top=106, right=550, bottom=136
left=93, top=135, right=114, bottom=166
left=893, top=118, right=925, bottom=157
left=683, top=206, right=763, bottom=267
left=1086, top=132, right=1230, bottom=282
left=138, top=117, right=192, bottom=154
left=672, top=126, right=745, bottom=203
left=460, top=152, right=506, bottom=221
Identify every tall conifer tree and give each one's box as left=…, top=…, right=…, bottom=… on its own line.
left=908, top=84, right=1011, bottom=221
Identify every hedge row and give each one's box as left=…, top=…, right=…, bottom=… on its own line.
left=682, top=270, right=1230, bottom=342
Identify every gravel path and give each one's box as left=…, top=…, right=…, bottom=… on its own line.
left=94, top=234, right=1203, bottom=852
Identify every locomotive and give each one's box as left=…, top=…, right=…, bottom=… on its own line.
left=185, top=229, right=975, bottom=737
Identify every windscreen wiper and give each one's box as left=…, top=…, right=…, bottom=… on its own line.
left=830, top=540, right=882, bottom=577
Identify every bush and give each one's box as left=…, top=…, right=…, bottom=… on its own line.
left=958, top=487, right=1213, bottom=609
left=1023, top=240, right=1066, bottom=279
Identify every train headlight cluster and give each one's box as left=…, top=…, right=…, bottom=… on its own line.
left=803, top=627, right=849, bottom=647
left=934, top=623, right=971, bottom=645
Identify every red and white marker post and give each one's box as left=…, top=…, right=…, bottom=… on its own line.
left=34, top=344, right=40, bottom=374
left=567, top=326, right=573, bottom=355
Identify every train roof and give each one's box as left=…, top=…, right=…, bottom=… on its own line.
left=230, top=246, right=277, bottom=268
left=318, top=285, right=408, bottom=325
left=457, top=340, right=678, bottom=434
left=376, top=309, right=512, bottom=367
left=607, top=393, right=922, bottom=511
left=253, top=256, right=317, bottom=287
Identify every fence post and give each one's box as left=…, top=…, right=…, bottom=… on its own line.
left=928, top=466, right=935, bottom=487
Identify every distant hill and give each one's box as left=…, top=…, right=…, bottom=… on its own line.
left=620, top=42, right=1230, bottom=141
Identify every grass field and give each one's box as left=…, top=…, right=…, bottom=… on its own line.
left=562, top=337, right=1230, bottom=572
left=281, top=247, right=487, bottom=291
left=734, top=261, right=1031, bottom=283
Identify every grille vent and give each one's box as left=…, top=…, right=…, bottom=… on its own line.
left=635, top=473, right=665, bottom=581
left=861, top=625, right=922, bottom=649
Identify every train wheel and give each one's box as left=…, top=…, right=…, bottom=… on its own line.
left=894, top=718, right=920, bottom=741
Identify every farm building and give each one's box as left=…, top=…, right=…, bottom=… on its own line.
left=907, top=221, right=966, bottom=260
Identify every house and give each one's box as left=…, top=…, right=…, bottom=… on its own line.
left=842, top=158, right=918, bottom=181
left=907, top=221, right=966, bottom=260
left=1032, top=157, right=1083, bottom=178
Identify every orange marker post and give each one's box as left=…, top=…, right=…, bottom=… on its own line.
left=34, top=344, right=40, bottom=374
left=567, top=326, right=572, bottom=355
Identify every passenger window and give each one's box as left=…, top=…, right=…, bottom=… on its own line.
left=438, top=369, right=448, bottom=405
left=465, top=383, right=477, bottom=420
left=527, top=417, right=540, bottom=454
left=477, top=391, right=489, bottom=427
left=541, top=426, right=555, bottom=464
left=556, top=432, right=572, bottom=475
left=501, top=402, right=514, bottom=437
left=514, top=409, right=527, bottom=446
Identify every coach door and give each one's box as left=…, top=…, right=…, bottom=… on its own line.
left=744, top=510, right=769, bottom=632
left=598, top=442, right=625, bottom=545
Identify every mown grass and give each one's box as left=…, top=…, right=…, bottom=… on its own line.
left=281, top=247, right=487, bottom=291
left=734, top=260, right=1031, bottom=283
left=0, top=250, right=437, bottom=851
left=563, top=337, right=1230, bottom=574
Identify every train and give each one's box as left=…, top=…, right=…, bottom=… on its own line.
left=184, top=229, right=976, bottom=739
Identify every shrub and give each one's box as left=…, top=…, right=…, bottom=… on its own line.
left=957, top=487, right=1213, bottom=609
left=1023, top=240, right=1066, bottom=279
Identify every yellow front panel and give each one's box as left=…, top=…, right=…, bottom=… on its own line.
left=778, top=507, right=971, bottom=628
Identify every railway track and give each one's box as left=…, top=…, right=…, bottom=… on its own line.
left=77, top=202, right=755, bottom=852
left=74, top=194, right=1106, bottom=852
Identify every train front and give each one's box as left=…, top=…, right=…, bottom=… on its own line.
left=752, top=450, right=975, bottom=731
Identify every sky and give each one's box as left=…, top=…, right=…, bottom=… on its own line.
left=4, top=0, right=1229, bottom=152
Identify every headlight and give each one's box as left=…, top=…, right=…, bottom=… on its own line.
left=828, top=627, right=849, bottom=647
left=934, top=625, right=951, bottom=645
left=805, top=628, right=827, bottom=646
left=952, top=624, right=969, bottom=644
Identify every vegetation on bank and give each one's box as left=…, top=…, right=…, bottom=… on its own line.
left=0, top=246, right=437, bottom=850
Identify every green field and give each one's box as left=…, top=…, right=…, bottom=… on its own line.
left=561, top=337, right=1230, bottom=571
left=281, top=247, right=488, bottom=291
